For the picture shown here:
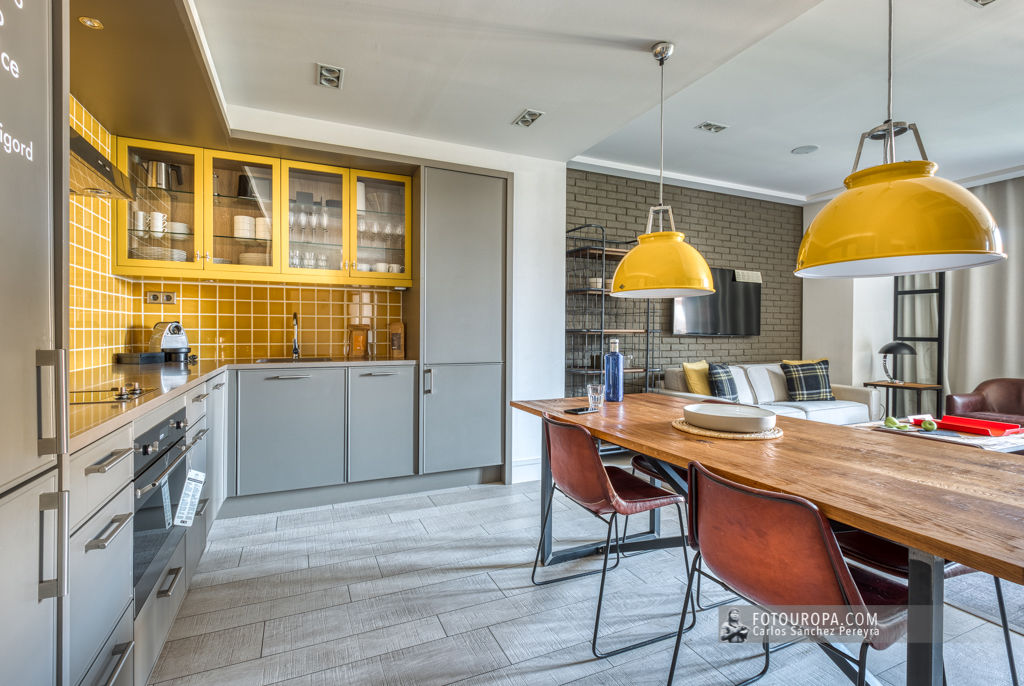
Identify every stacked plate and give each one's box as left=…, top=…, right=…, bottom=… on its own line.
left=131, top=247, right=188, bottom=262
left=212, top=257, right=232, bottom=265
left=238, top=252, right=268, bottom=266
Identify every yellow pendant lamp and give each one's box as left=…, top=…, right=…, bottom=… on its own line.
left=795, top=0, right=1005, bottom=279
left=612, top=42, right=714, bottom=299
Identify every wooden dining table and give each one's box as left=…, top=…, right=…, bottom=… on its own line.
left=511, top=393, right=1024, bottom=686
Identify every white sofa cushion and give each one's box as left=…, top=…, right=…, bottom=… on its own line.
left=742, top=364, right=791, bottom=404
left=762, top=403, right=805, bottom=418
left=769, top=400, right=869, bottom=425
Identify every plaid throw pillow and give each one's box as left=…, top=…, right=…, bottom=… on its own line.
left=780, top=360, right=835, bottom=401
left=708, top=364, right=738, bottom=402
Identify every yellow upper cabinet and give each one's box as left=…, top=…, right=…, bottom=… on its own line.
left=203, top=151, right=281, bottom=276
left=280, top=160, right=350, bottom=283
left=114, top=138, right=205, bottom=275
left=349, top=170, right=413, bottom=285
left=112, top=140, right=413, bottom=287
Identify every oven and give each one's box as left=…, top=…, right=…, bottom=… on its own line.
left=132, top=408, right=190, bottom=616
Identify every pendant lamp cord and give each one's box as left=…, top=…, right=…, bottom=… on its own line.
left=658, top=53, right=666, bottom=230
left=885, top=0, right=896, bottom=164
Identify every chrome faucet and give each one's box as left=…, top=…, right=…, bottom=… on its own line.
left=292, top=312, right=300, bottom=359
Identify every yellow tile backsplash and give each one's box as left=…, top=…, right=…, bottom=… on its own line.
left=68, top=97, right=403, bottom=373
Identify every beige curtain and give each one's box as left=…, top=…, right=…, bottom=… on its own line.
left=944, top=176, right=1024, bottom=394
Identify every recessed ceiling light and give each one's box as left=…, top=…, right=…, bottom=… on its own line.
left=316, top=63, right=344, bottom=89
left=963, top=0, right=997, bottom=7
left=694, top=121, right=728, bottom=134
left=78, top=16, right=104, bottom=29
left=512, top=109, right=544, bottom=128
left=791, top=144, right=819, bottom=155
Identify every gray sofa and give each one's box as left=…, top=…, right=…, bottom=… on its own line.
left=655, top=363, right=882, bottom=425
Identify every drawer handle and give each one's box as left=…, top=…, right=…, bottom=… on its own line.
left=270, top=375, right=311, bottom=380
left=157, top=566, right=183, bottom=598
left=85, top=512, right=133, bottom=552
left=213, top=383, right=225, bottom=390
left=192, top=393, right=210, bottom=403
left=102, top=641, right=134, bottom=686
left=196, top=499, right=209, bottom=517
left=85, top=447, right=133, bottom=475
left=191, top=428, right=210, bottom=443
left=360, top=371, right=397, bottom=377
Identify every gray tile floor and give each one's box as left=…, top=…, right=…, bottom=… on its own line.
left=150, top=482, right=1023, bottom=686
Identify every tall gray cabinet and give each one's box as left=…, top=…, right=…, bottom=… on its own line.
left=420, top=168, right=506, bottom=474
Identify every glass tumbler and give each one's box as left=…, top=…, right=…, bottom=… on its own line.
left=587, top=384, right=605, bottom=410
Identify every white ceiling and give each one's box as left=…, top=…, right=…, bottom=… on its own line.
left=578, top=0, right=1024, bottom=201
left=190, top=0, right=819, bottom=161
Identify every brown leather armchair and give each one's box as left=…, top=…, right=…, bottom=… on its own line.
left=946, top=378, right=1024, bottom=424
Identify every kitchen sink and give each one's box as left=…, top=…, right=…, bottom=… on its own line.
left=255, top=357, right=334, bottom=363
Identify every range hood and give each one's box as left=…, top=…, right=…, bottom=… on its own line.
left=69, top=127, right=133, bottom=199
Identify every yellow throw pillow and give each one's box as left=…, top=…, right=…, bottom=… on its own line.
left=682, top=360, right=712, bottom=396
left=781, top=358, right=826, bottom=365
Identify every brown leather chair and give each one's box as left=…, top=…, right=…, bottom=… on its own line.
left=533, top=414, right=687, bottom=658
left=946, top=378, right=1024, bottom=425
left=836, top=529, right=1019, bottom=686
left=666, top=462, right=910, bottom=686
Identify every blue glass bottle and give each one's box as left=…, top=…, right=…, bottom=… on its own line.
left=605, top=339, right=624, bottom=402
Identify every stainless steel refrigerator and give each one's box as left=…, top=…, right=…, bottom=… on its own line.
left=0, top=1, right=70, bottom=684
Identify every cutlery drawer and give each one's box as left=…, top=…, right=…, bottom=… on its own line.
left=68, top=424, right=133, bottom=531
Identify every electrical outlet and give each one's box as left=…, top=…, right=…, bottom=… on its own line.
left=162, top=292, right=177, bottom=304
left=145, top=291, right=162, bottom=304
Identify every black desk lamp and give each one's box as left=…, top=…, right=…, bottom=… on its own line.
left=879, top=341, right=916, bottom=383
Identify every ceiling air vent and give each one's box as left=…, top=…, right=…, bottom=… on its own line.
left=316, top=64, right=344, bottom=89
left=512, top=109, right=544, bottom=128
left=695, top=121, right=728, bottom=134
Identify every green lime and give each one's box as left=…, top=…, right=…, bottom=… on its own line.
left=921, top=419, right=938, bottom=432
left=884, top=416, right=899, bottom=428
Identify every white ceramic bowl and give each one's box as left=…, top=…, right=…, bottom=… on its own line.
left=683, top=403, right=777, bottom=433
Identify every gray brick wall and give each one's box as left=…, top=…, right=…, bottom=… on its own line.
left=566, top=169, right=803, bottom=373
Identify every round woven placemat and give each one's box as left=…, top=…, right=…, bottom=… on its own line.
left=671, top=419, right=783, bottom=441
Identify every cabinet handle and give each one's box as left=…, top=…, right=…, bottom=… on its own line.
left=424, top=368, right=433, bottom=394
left=196, top=499, right=209, bottom=517
left=85, top=513, right=133, bottom=552
left=270, top=374, right=311, bottom=380
left=206, top=252, right=212, bottom=261
left=213, top=383, right=225, bottom=390
left=360, top=371, right=397, bottom=377
left=195, top=251, right=202, bottom=261
left=85, top=447, right=133, bottom=475
left=38, top=490, right=70, bottom=600
left=102, top=641, right=134, bottom=686
left=192, top=393, right=210, bottom=403
left=36, top=349, right=68, bottom=456
left=157, top=566, right=183, bottom=598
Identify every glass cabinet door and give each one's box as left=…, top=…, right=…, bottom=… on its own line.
left=118, top=141, right=203, bottom=270
left=205, top=153, right=279, bottom=272
left=282, top=162, right=347, bottom=277
left=351, top=171, right=411, bottom=281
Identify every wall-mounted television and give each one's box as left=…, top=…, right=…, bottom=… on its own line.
left=672, top=268, right=761, bottom=336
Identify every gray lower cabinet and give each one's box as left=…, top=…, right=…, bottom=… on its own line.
left=69, top=484, right=133, bottom=686
left=237, top=368, right=347, bottom=495
left=423, top=363, right=503, bottom=473
left=348, top=366, right=415, bottom=482
left=185, top=500, right=209, bottom=585
left=135, top=537, right=187, bottom=686
left=0, top=470, right=58, bottom=686
left=207, top=372, right=229, bottom=519
left=79, top=604, right=133, bottom=686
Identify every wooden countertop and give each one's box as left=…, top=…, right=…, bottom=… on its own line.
left=511, top=393, right=1024, bottom=584
left=69, top=357, right=416, bottom=452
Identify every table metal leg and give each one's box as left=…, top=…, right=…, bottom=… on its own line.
left=540, top=431, right=553, bottom=564
left=907, top=548, right=945, bottom=686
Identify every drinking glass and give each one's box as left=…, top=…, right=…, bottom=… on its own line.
left=587, top=384, right=605, bottom=410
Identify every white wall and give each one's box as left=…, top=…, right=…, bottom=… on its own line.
left=226, top=105, right=567, bottom=480
left=801, top=201, right=892, bottom=386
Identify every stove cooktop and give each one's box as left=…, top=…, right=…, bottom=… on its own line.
left=69, top=383, right=158, bottom=405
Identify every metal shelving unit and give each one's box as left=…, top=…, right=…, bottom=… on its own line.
left=565, top=224, right=659, bottom=400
